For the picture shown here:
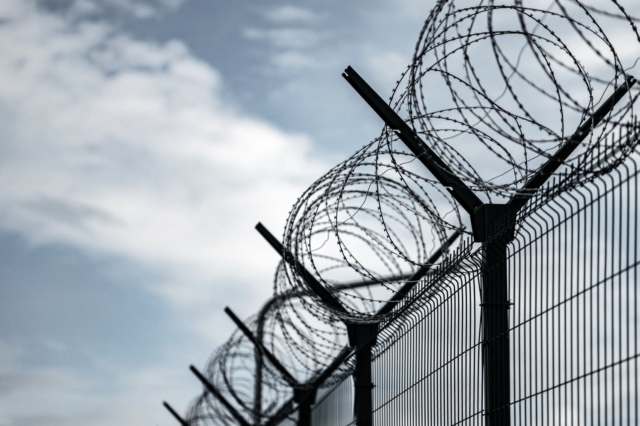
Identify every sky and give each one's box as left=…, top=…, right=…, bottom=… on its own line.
left=0, top=1, right=434, bottom=425
left=2, top=1, right=640, bottom=425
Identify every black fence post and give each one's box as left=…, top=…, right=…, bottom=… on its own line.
left=481, top=235, right=510, bottom=425
left=343, top=65, right=634, bottom=426
left=347, top=323, right=378, bottom=426
left=293, top=388, right=317, bottom=426
left=297, top=400, right=312, bottom=426
left=475, top=205, right=513, bottom=426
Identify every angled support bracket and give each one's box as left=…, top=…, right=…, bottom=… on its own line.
left=255, top=222, right=348, bottom=314
left=347, top=323, right=378, bottom=426
left=508, top=76, right=637, bottom=212
left=342, top=66, right=483, bottom=216
left=225, top=306, right=300, bottom=387
left=344, top=65, right=636, bottom=426
left=376, top=229, right=463, bottom=316
left=163, top=401, right=189, bottom=426
left=189, top=365, right=251, bottom=426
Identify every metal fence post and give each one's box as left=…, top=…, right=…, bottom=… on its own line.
left=343, top=65, right=634, bottom=426
left=475, top=205, right=513, bottom=425
left=481, top=235, right=510, bottom=425
left=293, top=388, right=317, bottom=426
left=347, top=323, right=378, bottom=426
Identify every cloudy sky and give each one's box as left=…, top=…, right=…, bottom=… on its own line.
left=0, top=1, right=433, bottom=424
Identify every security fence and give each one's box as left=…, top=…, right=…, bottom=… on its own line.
left=306, top=146, right=640, bottom=425
left=163, top=1, right=640, bottom=425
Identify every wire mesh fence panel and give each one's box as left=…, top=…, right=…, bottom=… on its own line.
left=310, top=375, right=353, bottom=426
left=369, top=258, right=484, bottom=425
left=507, top=153, right=640, bottom=424
left=269, top=151, right=639, bottom=426
left=181, top=149, right=640, bottom=426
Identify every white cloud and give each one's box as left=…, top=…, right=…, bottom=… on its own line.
left=243, top=26, right=325, bottom=70
left=243, top=6, right=328, bottom=73
left=108, top=0, right=187, bottom=18
left=106, top=0, right=157, bottom=18
left=0, top=1, right=332, bottom=422
left=0, top=340, right=200, bottom=426
left=36, top=0, right=186, bottom=19
left=243, top=27, right=324, bottom=50
left=0, top=0, right=328, bottom=330
left=263, top=5, right=319, bottom=24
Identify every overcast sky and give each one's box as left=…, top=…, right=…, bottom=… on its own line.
left=0, top=1, right=434, bottom=425
left=2, top=1, right=640, bottom=425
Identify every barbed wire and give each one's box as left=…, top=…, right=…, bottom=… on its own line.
left=267, top=263, right=350, bottom=381
left=393, top=0, right=640, bottom=200
left=185, top=319, right=291, bottom=425
left=182, top=1, right=640, bottom=424
left=280, top=134, right=463, bottom=323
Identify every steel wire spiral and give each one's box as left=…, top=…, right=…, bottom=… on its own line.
left=394, top=0, right=640, bottom=200
left=182, top=1, right=640, bottom=424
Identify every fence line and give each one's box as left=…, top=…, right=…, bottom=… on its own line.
left=163, top=2, right=640, bottom=425
left=173, top=125, right=640, bottom=426
left=302, top=150, right=640, bottom=425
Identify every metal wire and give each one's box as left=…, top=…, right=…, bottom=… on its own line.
left=172, top=1, right=640, bottom=425
left=306, top=150, right=639, bottom=425
left=395, top=0, right=640, bottom=201
left=278, top=135, right=463, bottom=323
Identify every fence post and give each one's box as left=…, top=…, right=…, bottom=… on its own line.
left=343, top=65, right=634, bottom=426
left=344, top=66, right=511, bottom=425
left=347, top=323, right=378, bottom=426
left=481, top=235, right=510, bottom=425
left=474, top=205, right=513, bottom=426
left=293, top=388, right=317, bottom=426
